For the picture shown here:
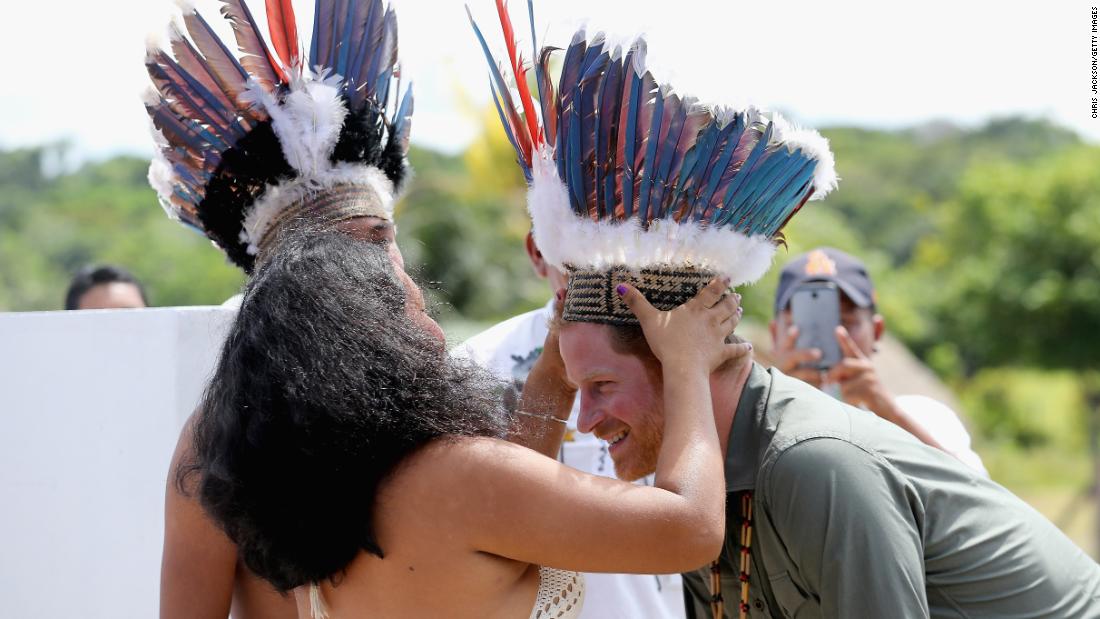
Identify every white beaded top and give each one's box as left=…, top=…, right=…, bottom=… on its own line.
left=530, top=567, right=585, bottom=619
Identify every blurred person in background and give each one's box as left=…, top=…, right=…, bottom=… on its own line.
left=769, top=247, right=986, bottom=474
left=64, top=264, right=148, bottom=310
left=453, top=231, right=689, bottom=619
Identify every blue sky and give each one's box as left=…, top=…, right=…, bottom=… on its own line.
left=0, top=0, right=1090, bottom=161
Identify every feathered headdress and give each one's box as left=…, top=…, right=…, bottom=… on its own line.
left=470, top=1, right=838, bottom=324
left=146, top=0, right=413, bottom=272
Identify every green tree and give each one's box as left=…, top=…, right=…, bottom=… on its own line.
left=0, top=150, right=244, bottom=311
left=910, top=146, right=1100, bottom=373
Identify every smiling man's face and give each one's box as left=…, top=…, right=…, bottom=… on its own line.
left=559, top=321, right=666, bottom=481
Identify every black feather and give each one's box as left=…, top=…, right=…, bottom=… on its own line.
left=200, top=121, right=296, bottom=273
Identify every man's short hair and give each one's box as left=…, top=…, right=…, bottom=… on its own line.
left=64, top=265, right=149, bottom=310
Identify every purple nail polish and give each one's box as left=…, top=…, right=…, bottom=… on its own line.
left=615, top=284, right=628, bottom=296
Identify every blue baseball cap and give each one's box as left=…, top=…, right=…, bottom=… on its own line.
left=774, top=247, right=877, bottom=314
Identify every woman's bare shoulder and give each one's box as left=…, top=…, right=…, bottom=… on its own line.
left=393, top=436, right=552, bottom=490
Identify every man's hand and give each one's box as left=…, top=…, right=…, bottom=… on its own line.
left=773, top=325, right=826, bottom=387
left=824, top=326, right=894, bottom=417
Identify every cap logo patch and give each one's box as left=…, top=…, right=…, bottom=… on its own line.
left=804, top=250, right=837, bottom=276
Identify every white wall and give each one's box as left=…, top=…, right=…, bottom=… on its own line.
left=0, top=307, right=235, bottom=618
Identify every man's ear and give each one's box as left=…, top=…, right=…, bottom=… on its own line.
left=872, top=313, right=885, bottom=342
left=525, top=231, right=550, bottom=279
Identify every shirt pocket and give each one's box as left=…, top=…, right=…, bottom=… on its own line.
left=768, top=571, right=814, bottom=618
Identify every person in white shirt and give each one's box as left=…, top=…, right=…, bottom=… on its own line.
left=769, top=247, right=987, bottom=474
left=453, top=232, right=687, bottom=619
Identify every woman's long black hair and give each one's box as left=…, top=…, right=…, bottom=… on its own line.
left=180, top=228, right=507, bottom=592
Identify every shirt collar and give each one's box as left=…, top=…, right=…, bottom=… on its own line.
left=725, top=362, right=774, bottom=492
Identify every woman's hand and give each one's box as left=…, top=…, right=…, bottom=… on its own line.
left=617, top=276, right=751, bottom=373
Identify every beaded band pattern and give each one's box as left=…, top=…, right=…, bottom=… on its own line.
left=562, top=266, right=716, bottom=326
left=710, top=491, right=754, bottom=619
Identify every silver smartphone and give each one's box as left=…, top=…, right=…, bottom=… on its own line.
left=789, top=282, right=842, bottom=370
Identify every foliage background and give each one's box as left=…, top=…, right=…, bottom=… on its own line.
left=2, top=116, right=1098, bottom=555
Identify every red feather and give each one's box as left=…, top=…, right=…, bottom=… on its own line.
left=265, top=0, right=301, bottom=72
left=494, top=0, right=542, bottom=153
left=220, top=0, right=288, bottom=87
left=495, top=62, right=534, bottom=162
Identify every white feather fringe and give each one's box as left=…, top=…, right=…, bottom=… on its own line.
left=769, top=111, right=838, bottom=200
left=527, top=152, right=778, bottom=286
left=244, top=77, right=348, bottom=177
left=145, top=117, right=187, bottom=226
left=240, top=163, right=397, bottom=255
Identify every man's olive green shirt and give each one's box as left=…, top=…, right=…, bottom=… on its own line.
left=683, top=364, right=1100, bottom=618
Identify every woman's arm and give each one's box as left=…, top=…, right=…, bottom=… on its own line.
left=160, top=417, right=237, bottom=619
left=509, top=291, right=575, bottom=457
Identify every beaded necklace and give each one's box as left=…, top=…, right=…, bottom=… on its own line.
left=709, top=492, right=754, bottom=619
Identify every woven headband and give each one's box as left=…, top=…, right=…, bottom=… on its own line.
left=563, top=266, right=715, bottom=326
left=253, top=184, right=392, bottom=256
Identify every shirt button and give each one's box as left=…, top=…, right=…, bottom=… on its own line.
left=754, top=600, right=764, bottom=610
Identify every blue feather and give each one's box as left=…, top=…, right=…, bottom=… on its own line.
left=712, top=121, right=773, bottom=220
left=599, top=54, right=624, bottom=216
left=636, top=86, right=664, bottom=222
left=695, top=116, right=743, bottom=217
left=621, top=51, right=642, bottom=217
left=580, top=34, right=606, bottom=77
left=347, top=0, right=379, bottom=97
left=589, top=52, right=616, bottom=217
left=762, top=176, right=816, bottom=235
left=336, top=0, right=357, bottom=78
left=488, top=79, right=531, bottom=182
left=567, top=96, right=585, bottom=215
left=720, top=149, right=798, bottom=229
left=374, top=9, right=398, bottom=105
left=555, top=105, right=566, bottom=181
left=468, top=9, right=516, bottom=118
left=751, top=158, right=815, bottom=234
left=557, top=30, right=587, bottom=121
left=310, top=0, right=323, bottom=68
left=147, top=62, right=230, bottom=140
left=155, top=52, right=240, bottom=133
left=676, top=122, right=719, bottom=220
left=365, top=5, right=392, bottom=99
left=579, top=50, right=609, bottom=217
left=391, top=83, right=415, bottom=151
left=651, top=96, right=685, bottom=218
left=527, top=0, right=546, bottom=125
left=468, top=7, right=532, bottom=167
left=161, top=106, right=229, bottom=153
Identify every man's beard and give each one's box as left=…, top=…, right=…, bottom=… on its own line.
left=610, top=413, right=663, bottom=482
